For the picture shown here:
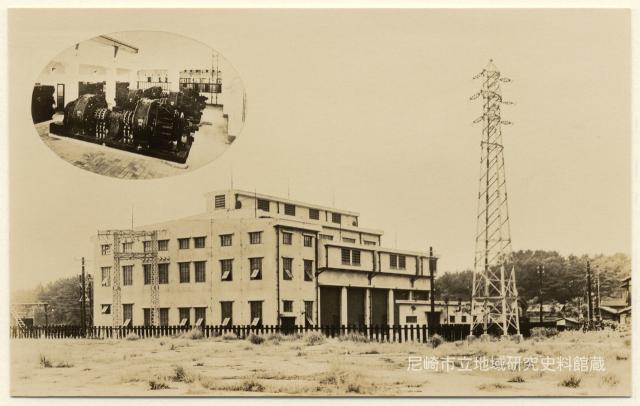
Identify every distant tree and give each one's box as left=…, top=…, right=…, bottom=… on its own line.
left=435, top=270, right=473, bottom=301
left=34, top=275, right=92, bottom=325
left=437, top=251, right=630, bottom=306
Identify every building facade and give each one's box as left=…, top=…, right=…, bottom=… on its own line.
left=93, top=190, right=436, bottom=327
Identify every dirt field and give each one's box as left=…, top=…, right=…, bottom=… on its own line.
left=10, top=330, right=631, bottom=397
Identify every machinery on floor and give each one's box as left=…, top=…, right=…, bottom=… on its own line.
left=49, top=87, right=207, bottom=163
left=31, top=85, right=56, bottom=124
left=115, top=85, right=206, bottom=124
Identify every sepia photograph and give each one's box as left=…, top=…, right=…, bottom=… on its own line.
left=5, top=6, right=636, bottom=400
left=31, top=30, right=246, bottom=179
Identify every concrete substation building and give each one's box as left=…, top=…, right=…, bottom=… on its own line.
left=93, top=190, right=437, bottom=328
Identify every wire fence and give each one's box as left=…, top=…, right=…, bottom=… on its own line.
left=10, top=323, right=472, bottom=343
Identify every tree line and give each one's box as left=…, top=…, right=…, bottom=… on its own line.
left=435, top=250, right=630, bottom=307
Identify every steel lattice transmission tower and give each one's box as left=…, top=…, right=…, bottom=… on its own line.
left=469, top=60, right=520, bottom=337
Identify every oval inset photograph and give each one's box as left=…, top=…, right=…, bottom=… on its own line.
left=31, top=31, right=246, bottom=179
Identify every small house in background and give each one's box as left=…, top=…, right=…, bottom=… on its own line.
left=398, top=300, right=474, bottom=326
left=598, top=275, right=631, bottom=325
left=525, top=303, right=565, bottom=323
left=556, top=317, right=581, bottom=331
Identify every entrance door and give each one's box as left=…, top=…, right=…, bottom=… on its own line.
left=56, top=84, right=65, bottom=112
left=281, top=316, right=296, bottom=334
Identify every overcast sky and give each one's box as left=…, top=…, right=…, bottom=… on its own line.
left=10, top=9, right=630, bottom=291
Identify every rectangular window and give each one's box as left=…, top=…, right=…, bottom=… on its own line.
left=341, top=248, right=351, bottom=265
left=194, top=261, right=206, bottom=283
left=342, top=237, right=356, bottom=244
left=257, top=199, right=270, bottom=212
left=143, top=264, right=151, bottom=285
left=282, top=232, right=292, bottom=245
left=158, top=240, right=169, bottom=251
left=364, top=240, right=376, bottom=246
left=101, top=304, right=111, bottom=314
left=304, top=259, right=314, bottom=281
left=413, top=290, right=430, bottom=301
left=220, top=234, right=233, bottom=247
left=250, top=301, right=263, bottom=326
left=282, top=257, right=293, bottom=280
left=214, top=194, right=226, bottom=209
left=194, top=236, right=206, bottom=248
left=178, top=238, right=190, bottom=249
left=249, top=257, right=262, bottom=280
left=101, top=267, right=111, bottom=287
left=395, top=290, right=410, bottom=300
left=123, top=304, right=133, bottom=326
left=449, top=315, right=455, bottom=323
left=220, top=259, right=233, bottom=281
left=101, top=244, right=111, bottom=255
left=284, top=204, right=296, bottom=216
left=390, top=254, right=398, bottom=269
left=406, top=315, right=418, bottom=324
left=221, top=301, right=233, bottom=326
left=332, top=213, right=341, bottom=224
left=283, top=300, right=293, bottom=313
left=158, top=263, right=169, bottom=284
left=398, top=255, right=406, bottom=270
left=309, top=208, right=320, bottom=220
left=122, top=242, right=133, bottom=253
left=303, top=235, right=313, bottom=247
left=195, top=307, right=206, bottom=326
left=143, top=241, right=152, bottom=252
left=304, top=301, right=314, bottom=326
left=461, top=315, right=467, bottom=323
left=249, top=231, right=262, bottom=244
left=122, top=265, right=133, bottom=286
left=179, top=262, right=190, bottom=283
left=143, top=308, right=151, bottom=326
left=320, top=234, right=333, bottom=241
left=352, top=250, right=361, bottom=266
left=159, top=308, right=169, bottom=326
left=179, top=307, right=191, bottom=326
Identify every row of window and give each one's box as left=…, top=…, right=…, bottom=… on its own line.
left=100, top=257, right=315, bottom=286
left=339, top=249, right=408, bottom=270
left=100, top=232, right=266, bottom=256
left=101, top=301, right=315, bottom=327
left=403, top=314, right=468, bottom=324
left=222, top=258, right=314, bottom=282
left=213, top=194, right=347, bottom=225
left=101, top=232, right=378, bottom=257
left=282, top=232, right=313, bottom=247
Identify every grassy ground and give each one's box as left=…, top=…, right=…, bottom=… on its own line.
left=11, top=330, right=631, bottom=396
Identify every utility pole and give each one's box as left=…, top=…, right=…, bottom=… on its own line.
left=537, top=265, right=545, bottom=324
left=428, top=246, right=438, bottom=330
left=444, top=297, right=450, bottom=324
left=80, top=257, right=87, bottom=334
left=595, top=266, right=602, bottom=324
left=586, top=260, right=593, bottom=330
left=44, top=303, right=49, bottom=327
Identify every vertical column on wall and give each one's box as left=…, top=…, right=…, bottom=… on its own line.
left=340, top=286, right=348, bottom=326
left=364, top=288, right=371, bottom=327
left=316, top=284, right=321, bottom=326
left=106, top=66, right=116, bottom=107
left=167, top=68, right=179, bottom=92
left=71, top=44, right=81, bottom=100
left=387, top=289, right=395, bottom=326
